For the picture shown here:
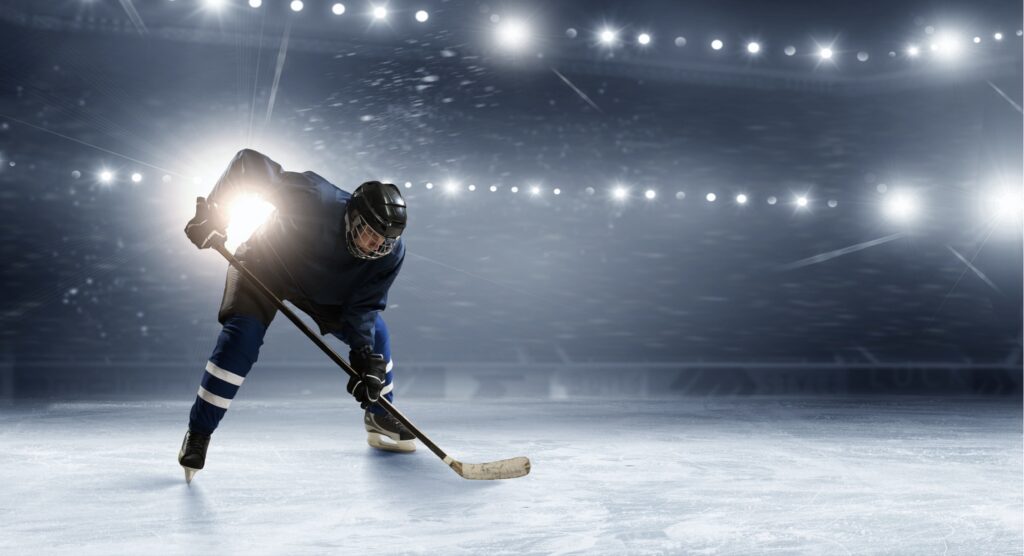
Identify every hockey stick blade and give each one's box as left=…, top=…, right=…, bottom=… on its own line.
left=450, top=456, right=531, bottom=480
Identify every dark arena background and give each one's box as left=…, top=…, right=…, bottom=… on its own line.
left=1, top=0, right=1022, bottom=553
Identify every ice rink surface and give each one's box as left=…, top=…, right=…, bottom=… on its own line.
left=0, top=397, right=1020, bottom=554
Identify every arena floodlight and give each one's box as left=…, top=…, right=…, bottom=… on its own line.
left=332, top=3, right=346, bottom=15
left=644, top=189, right=656, bottom=200
left=706, top=192, right=717, bottom=202
left=711, top=39, right=724, bottom=51
left=884, top=191, right=918, bottom=221
left=415, top=10, right=428, bottom=22
left=736, top=193, right=748, bottom=204
left=496, top=18, right=530, bottom=50
left=746, top=42, right=761, bottom=54
left=290, top=1, right=303, bottom=12
left=226, top=195, right=277, bottom=253
left=372, top=5, right=387, bottom=20
left=637, top=33, right=651, bottom=46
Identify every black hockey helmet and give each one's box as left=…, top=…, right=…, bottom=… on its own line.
left=345, top=181, right=407, bottom=260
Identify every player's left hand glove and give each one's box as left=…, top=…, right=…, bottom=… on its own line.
left=347, top=345, right=386, bottom=409
left=184, top=197, right=228, bottom=250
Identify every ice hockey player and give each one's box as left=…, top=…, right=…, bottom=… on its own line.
left=178, top=149, right=412, bottom=483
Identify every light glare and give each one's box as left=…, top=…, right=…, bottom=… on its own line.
left=415, top=9, right=428, bottom=22
left=226, top=195, right=276, bottom=253
left=746, top=42, right=760, bottom=54
left=711, top=39, right=723, bottom=50
left=496, top=19, right=529, bottom=49
left=290, top=0, right=303, bottom=12
left=372, top=5, right=387, bottom=20
left=638, top=33, right=651, bottom=45
left=332, top=3, right=345, bottom=15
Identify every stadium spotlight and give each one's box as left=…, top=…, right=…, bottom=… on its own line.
left=884, top=191, right=918, bottom=221
left=203, top=0, right=225, bottom=11
left=131, top=172, right=142, bottom=183
left=706, top=192, right=717, bottom=202
left=415, top=10, right=428, bottom=22
left=711, top=39, right=724, bottom=51
left=644, top=189, right=656, bottom=200
left=784, top=45, right=796, bottom=56
left=332, top=3, right=345, bottom=15
left=290, top=0, right=303, bottom=12
left=553, top=188, right=561, bottom=195
left=496, top=18, right=530, bottom=50
left=993, top=32, right=1003, bottom=41
left=637, top=33, right=651, bottom=46
left=985, top=187, right=1023, bottom=223
left=444, top=181, right=459, bottom=195
left=907, top=45, right=920, bottom=57
left=511, top=186, right=519, bottom=193
left=599, top=28, right=617, bottom=45
left=98, top=170, right=114, bottom=183
left=973, top=36, right=981, bottom=43
left=489, top=185, right=497, bottom=192
left=468, top=184, right=476, bottom=192
left=933, top=32, right=964, bottom=58
left=767, top=196, right=778, bottom=205
left=674, top=36, right=687, bottom=47
left=796, top=196, right=809, bottom=208
left=372, top=5, right=387, bottom=20
left=248, top=0, right=262, bottom=8
left=736, top=193, right=748, bottom=204
left=226, top=195, right=276, bottom=253
left=857, top=51, right=869, bottom=62
left=611, top=186, right=628, bottom=201
left=818, top=47, right=833, bottom=60
left=425, top=182, right=434, bottom=190
left=529, top=185, right=540, bottom=195
left=746, top=42, right=761, bottom=54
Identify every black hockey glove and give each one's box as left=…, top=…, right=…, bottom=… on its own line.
left=347, top=345, right=387, bottom=409
left=184, top=197, right=228, bottom=250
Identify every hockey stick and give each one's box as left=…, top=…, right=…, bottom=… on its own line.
left=210, top=240, right=530, bottom=480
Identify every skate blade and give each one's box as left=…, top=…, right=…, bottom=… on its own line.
left=367, top=432, right=416, bottom=453
left=183, top=466, right=199, bottom=484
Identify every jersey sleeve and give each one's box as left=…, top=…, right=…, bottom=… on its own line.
left=336, top=246, right=405, bottom=351
left=206, top=149, right=320, bottom=214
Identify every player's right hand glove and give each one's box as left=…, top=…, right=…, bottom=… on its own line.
left=184, top=197, right=227, bottom=249
left=347, top=345, right=387, bottom=409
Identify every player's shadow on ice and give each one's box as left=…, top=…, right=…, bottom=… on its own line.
left=365, top=449, right=504, bottom=491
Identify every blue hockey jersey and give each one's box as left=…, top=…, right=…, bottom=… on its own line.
left=207, top=149, right=404, bottom=349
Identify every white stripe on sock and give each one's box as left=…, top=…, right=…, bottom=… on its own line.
left=198, top=386, right=232, bottom=409
left=386, top=359, right=394, bottom=373
left=205, top=360, right=246, bottom=386
left=381, top=382, right=394, bottom=395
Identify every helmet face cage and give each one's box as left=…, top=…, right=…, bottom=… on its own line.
left=345, top=210, right=398, bottom=260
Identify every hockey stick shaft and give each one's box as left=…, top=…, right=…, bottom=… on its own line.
left=211, top=242, right=456, bottom=467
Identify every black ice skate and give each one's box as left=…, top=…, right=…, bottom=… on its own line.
left=364, top=409, right=416, bottom=453
left=178, top=430, right=211, bottom=484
